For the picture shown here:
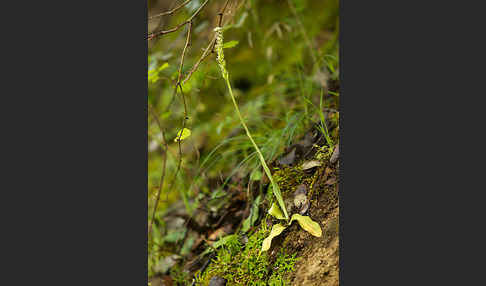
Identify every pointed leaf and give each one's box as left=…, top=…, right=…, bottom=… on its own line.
left=268, top=203, right=285, bottom=220
left=223, top=40, right=239, bottom=49
left=290, top=214, right=322, bottom=237
left=158, top=62, right=169, bottom=72
left=261, top=223, right=287, bottom=252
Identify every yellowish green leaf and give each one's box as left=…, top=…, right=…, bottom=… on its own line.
left=223, top=40, right=239, bottom=49
left=250, top=169, right=262, bottom=181
left=290, top=214, right=322, bottom=237
left=268, top=203, right=285, bottom=220
left=261, top=223, right=287, bottom=252
left=158, top=62, right=169, bottom=72
left=174, top=128, right=191, bottom=142
left=148, top=62, right=169, bottom=84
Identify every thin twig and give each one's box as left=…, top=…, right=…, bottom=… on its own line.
left=218, top=0, right=231, bottom=27
left=147, top=21, right=188, bottom=40
left=212, top=0, right=231, bottom=53
left=148, top=104, right=169, bottom=237
left=165, top=21, right=192, bottom=204
left=148, top=0, right=209, bottom=40
left=182, top=35, right=216, bottom=85
left=182, top=0, right=232, bottom=84
left=149, top=0, right=193, bottom=20
left=147, top=19, right=191, bottom=233
left=177, top=21, right=192, bottom=85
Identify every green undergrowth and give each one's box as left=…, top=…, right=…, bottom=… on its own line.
left=195, top=227, right=299, bottom=286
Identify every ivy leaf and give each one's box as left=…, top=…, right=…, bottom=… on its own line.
left=223, top=40, right=239, bottom=49
left=174, top=128, right=191, bottom=142
left=261, top=224, right=287, bottom=252
left=268, top=203, right=285, bottom=220
left=290, top=214, right=322, bottom=237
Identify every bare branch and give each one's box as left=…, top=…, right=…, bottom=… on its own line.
left=149, top=0, right=193, bottom=20
left=218, top=0, right=231, bottom=27
left=182, top=0, right=232, bottom=83
left=147, top=0, right=209, bottom=41
left=182, top=35, right=216, bottom=85
left=163, top=21, right=192, bottom=207
left=147, top=21, right=188, bottom=40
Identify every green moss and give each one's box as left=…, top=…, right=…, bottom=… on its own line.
left=195, top=226, right=297, bottom=286
left=268, top=250, right=299, bottom=286
left=272, top=167, right=306, bottom=195
left=271, top=162, right=317, bottom=198
left=170, top=264, right=190, bottom=285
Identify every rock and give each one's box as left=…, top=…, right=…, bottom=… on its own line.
left=209, top=276, right=227, bottom=286
left=153, top=255, right=180, bottom=274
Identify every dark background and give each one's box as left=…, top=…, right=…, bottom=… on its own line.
left=1, top=0, right=484, bottom=285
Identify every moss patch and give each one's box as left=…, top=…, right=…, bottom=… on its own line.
left=195, top=227, right=298, bottom=285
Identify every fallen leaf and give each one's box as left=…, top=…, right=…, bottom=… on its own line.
left=325, top=177, right=337, bottom=185
left=330, top=145, right=339, bottom=163
left=278, top=147, right=297, bottom=166
left=301, top=160, right=322, bottom=170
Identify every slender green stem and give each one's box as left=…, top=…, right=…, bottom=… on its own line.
left=214, top=27, right=289, bottom=219
left=223, top=76, right=289, bottom=219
